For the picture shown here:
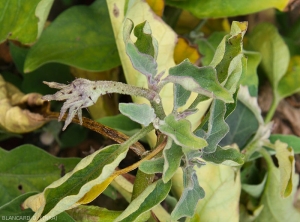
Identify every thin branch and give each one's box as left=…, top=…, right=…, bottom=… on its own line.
left=44, top=111, right=146, bottom=156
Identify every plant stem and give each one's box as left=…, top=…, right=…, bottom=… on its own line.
left=265, top=95, right=280, bottom=123
left=44, top=111, right=146, bottom=156
left=95, top=81, right=158, bottom=102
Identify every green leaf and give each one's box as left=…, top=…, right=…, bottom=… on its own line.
left=242, top=174, right=267, bottom=198
left=249, top=23, right=290, bottom=91
left=196, top=32, right=226, bottom=66
left=195, top=99, right=229, bottom=153
left=165, top=0, right=288, bottom=18
left=220, top=100, right=259, bottom=148
left=166, top=59, right=233, bottom=102
left=67, top=205, right=122, bottom=222
left=60, top=124, right=89, bottom=149
left=269, top=134, right=300, bottom=154
left=97, top=114, right=142, bottom=138
left=0, top=192, right=37, bottom=218
left=162, top=138, right=183, bottom=183
left=24, top=0, right=120, bottom=72
left=256, top=149, right=300, bottom=221
left=139, top=157, right=164, bottom=174
left=133, top=21, right=158, bottom=59
left=210, top=21, right=247, bottom=85
left=277, top=55, right=300, bottom=99
left=158, top=114, right=207, bottom=149
left=0, top=0, right=54, bottom=44
left=0, top=145, right=80, bottom=207
left=10, top=42, right=74, bottom=95
left=240, top=50, right=261, bottom=92
left=119, top=103, right=156, bottom=126
left=202, top=146, right=244, bottom=166
left=171, top=167, right=205, bottom=220
left=123, top=19, right=157, bottom=79
left=115, top=179, right=172, bottom=222
left=173, top=84, right=191, bottom=109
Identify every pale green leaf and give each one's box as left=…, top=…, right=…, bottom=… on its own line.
left=119, top=103, right=155, bottom=126
left=115, top=179, right=172, bottom=222
left=249, top=23, right=290, bottom=91
left=195, top=99, right=229, bottom=153
left=165, top=0, right=288, bottom=18
left=202, top=146, right=244, bottom=166
left=162, top=138, right=183, bottom=183
left=277, top=55, right=300, bottom=99
left=158, top=114, right=207, bottom=149
left=139, top=157, right=164, bottom=174
left=187, top=163, right=241, bottom=222
left=240, top=50, right=261, bottom=90
left=256, top=149, right=300, bottom=221
left=269, top=134, right=300, bottom=154
left=0, top=0, right=54, bottom=44
left=166, top=59, right=233, bottom=102
left=173, top=84, right=191, bottom=109
left=242, top=174, right=267, bottom=198
left=123, top=19, right=157, bottom=78
left=25, top=0, right=120, bottom=72
left=23, top=143, right=131, bottom=221
left=171, top=167, right=205, bottom=220
left=0, top=145, right=79, bottom=207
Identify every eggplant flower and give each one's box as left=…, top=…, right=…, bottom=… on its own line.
left=42, top=78, right=102, bottom=130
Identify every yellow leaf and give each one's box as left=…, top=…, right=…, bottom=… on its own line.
left=274, top=140, right=295, bottom=197
left=0, top=75, right=48, bottom=133
left=70, top=67, right=119, bottom=119
left=174, top=37, right=200, bottom=65
left=175, top=10, right=201, bottom=35
left=201, top=18, right=231, bottom=36
left=146, top=0, right=164, bottom=17
left=78, top=173, right=118, bottom=204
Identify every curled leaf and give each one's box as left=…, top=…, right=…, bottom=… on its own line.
left=0, top=75, right=48, bottom=133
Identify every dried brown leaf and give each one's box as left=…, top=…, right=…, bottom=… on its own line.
left=0, top=75, right=48, bottom=133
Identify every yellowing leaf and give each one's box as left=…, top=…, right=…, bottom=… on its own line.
left=188, top=164, right=241, bottom=222
left=174, top=38, right=200, bottom=65
left=146, top=0, right=164, bottom=17
left=256, top=149, right=300, bottom=221
left=165, top=0, right=289, bottom=18
left=274, top=140, right=295, bottom=197
left=78, top=173, right=118, bottom=204
left=0, top=75, right=48, bottom=133
left=107, top=0, right=212, bottom=146
left=23, top=143, right=131, bottom=222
